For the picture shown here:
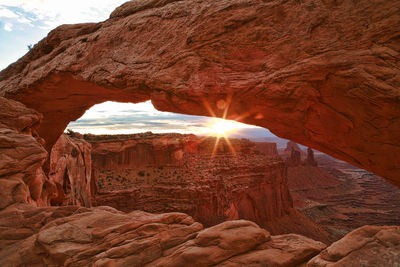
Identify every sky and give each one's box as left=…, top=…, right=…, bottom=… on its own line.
left=0, top=1, right=275, bottom=139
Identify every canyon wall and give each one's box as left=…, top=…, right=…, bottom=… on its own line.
left=281, top=142, right=400, bottom=241
left=90, top=133, right=290, bottom=224
left=89, top=133, right=330, bottom=242
left=0, top=84, right=398, bottom=267
left=0, top=0, right=399, bottom=186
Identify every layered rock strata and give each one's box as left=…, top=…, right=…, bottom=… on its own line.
left=290, top=155, right=400, bottom=241
left=90, top=134, right=289, bottom=223
left=88, top=133, right=330, bottom=242
left=0, top=0, right=399, bottom=186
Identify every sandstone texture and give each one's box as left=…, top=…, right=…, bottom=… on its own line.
left=0, top=97, right=50, bottom=208
left=0, top=205, right=327, bottom=267
left=49, top=134, right=93, bottom=207
left=0, top=0, right=399, bottom=187
left=308, top=225, right=400, bottom=266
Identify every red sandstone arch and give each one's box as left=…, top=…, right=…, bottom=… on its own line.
left=0, top=0, right=399, bottom=186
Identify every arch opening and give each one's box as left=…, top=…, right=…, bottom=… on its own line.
left=47, top=100, right=400, bottom=244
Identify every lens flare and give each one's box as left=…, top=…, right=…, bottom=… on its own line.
left=208, top=118, right=241, bottom=136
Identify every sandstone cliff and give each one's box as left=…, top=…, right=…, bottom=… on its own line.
left=88, top=133, right=330, bottom=243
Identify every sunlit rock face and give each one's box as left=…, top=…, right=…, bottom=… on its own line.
left=0, top=0, right=399, bottom=187
left=49, top=134, right=93, bottom=207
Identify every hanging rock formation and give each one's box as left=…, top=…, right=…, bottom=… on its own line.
left=0, top=0, right=399, bottom=186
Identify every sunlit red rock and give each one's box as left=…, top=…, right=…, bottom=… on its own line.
left=0, top=0, right=399, bottom=186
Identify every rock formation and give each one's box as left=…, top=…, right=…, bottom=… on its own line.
left=0, top=204, right=398, bottom=266
left=285, top=148, right=302, bottom=167
left=283, top=141, right=305, bottom=158
left=0, top=1, right=399, bottom=265
left=305, top=147, right=318, bottom=167
left=49, top=134, right=93, bottom=207
left=283, top=142, right=318, bottom=167
left=288, top=154, right=400, bottom=241
left=253, top=142, right=280, bottom=159
left=308, top=225, right=400, bottom=266
left=0, top=205, right=327, bottom=267
left=88, top=133, right=330, bottom=242
left=0, top=0, right=399, bottom=186
left=0, top=96, right=398, bottom=266
left=0, top=97, right=51, bottom=208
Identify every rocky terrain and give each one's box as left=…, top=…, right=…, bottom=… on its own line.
left=282, top=142, right=400, bottom=241
left=0, top=203, right=398, bottom=266
left=86, top=132, right=330, bottom=243
left=0, top=0, right=399, bottom=265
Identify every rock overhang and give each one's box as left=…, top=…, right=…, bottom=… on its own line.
left=0, top=0, right=399, bottom=186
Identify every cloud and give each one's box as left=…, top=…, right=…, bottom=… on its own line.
left=0, top=1, right=127, bottom=70
left=4, top=22, right=12, bottom=31
left=0, top=7, right=18, bottom=18
left=0, top=0, right=127, bottom=30
left=66, top=101, right=275, bottom=139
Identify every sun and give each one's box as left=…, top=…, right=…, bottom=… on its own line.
left=207, top=118, right=241, bottom=136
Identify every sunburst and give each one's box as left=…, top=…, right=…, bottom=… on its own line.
left=201, top=95, right=248, bottom=160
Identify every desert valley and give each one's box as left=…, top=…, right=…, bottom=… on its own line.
left=0, top=0, right=399, bottom=266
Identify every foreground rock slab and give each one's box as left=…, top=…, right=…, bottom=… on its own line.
left=0, top=205, right=326, bottom=267
left=308, top=225, right=400, bottom=266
